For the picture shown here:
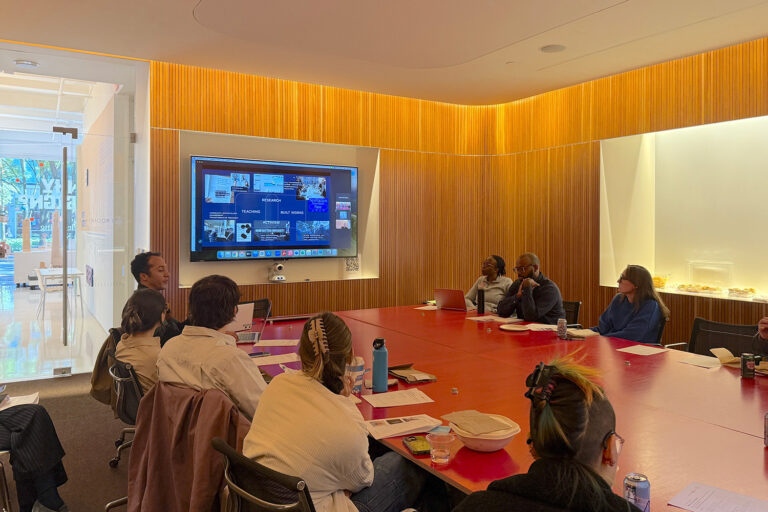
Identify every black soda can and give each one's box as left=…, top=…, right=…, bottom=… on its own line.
left=741, top=353, right=756, bottom=378
left=477, top=289, right=485, bottom=315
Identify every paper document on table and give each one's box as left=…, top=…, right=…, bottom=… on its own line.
left=528, top=323, right=558, bottom=331
left=361, top=389, right=434, bottom=408
left=0, top=392, right=39, bottom=412
left=566, top=328, right=600, bottom=339
left=348, top=395, right=361, bottom=404
left=617, top=345, right=668, bottom=356
left=679, top=355, right=721, bottom=369
left=466, top=316, right=522, bottom=323
left=709, top=348, right=740, bottom=367
left=253, top=339, right=300, bottom=347
left=415, top=305, right=438, bottom=311
left=441, top=410, right=510, bottom=435
left=250, top=353, right=299, bottom=367
left=365, top=414, right=442, bottom=440
left=668, top=482, right=768, bottom=512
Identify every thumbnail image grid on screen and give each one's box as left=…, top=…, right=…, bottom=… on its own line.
left=190, top=156, right=358, bottom=261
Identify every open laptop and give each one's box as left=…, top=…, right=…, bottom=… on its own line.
left=226, top=301, right=269, bottom=342
left=434, top=289, right=468, bottom=312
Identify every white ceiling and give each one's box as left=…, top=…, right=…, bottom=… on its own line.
left=2, top=0, right=768, bottom=104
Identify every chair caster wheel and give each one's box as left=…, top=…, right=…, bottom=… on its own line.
left=109, top=458, right=120, bottom=468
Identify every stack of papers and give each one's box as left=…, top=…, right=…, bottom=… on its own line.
left=0, top=392, right=40, bottom=412
left=361, top=389, right=433, bottom=408
left=365, top=414, right=442, bottom=439
left=250, top=353, right=299, bottom=366
left=679, top=354, right=721, bottom=369
left=253, top=339, right=300, bottom=347
left=466, top=316, right=522, bottom=324
left=414, top=305, right=438, bottom=311
left=441, top=410, right=510, bottom=435
left=566, top=328, right=600, bottom=339
left=389, top=364, right=436, bottom=383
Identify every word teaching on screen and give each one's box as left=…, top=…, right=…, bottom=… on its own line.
left=190, top=156, right=358, bottom=262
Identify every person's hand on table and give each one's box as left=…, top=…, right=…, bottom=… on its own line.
left=758, top=317, right=768, bottom=340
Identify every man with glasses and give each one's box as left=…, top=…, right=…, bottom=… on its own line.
left=496, top=252, right=565, bottom=324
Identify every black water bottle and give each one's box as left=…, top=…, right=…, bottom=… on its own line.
left=477, top=289, right=485, bottom=314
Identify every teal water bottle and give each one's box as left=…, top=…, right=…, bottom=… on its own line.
left=372, top=338, right=388, bottom=392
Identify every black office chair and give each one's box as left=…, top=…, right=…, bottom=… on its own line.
left=655, top=316, right=668, bottom=345
left=108, top=359, right=144, bottom=468
left=563, top=300, right=582, bottom=328
left=211, top=437, right=317, bottom=512
left=673, top=317, right=758, bottom=356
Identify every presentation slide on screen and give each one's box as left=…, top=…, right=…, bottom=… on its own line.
left=191, top=157, right=357, bottom=261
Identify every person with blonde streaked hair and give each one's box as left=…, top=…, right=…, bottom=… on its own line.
left=243, top=312, right=428, bottom=512
left=456, top=355, right=641, bottom=512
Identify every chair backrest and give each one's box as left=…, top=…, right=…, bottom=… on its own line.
left=211, top=438, right=316, bottom=512
left=562, top=301, right=581, bottom=325
left=655, top=315, right=668, bottom=344
left=253, top=298, right=272, bottom=321
left=687, top=317, right=758, bottom=356
left=109, top=359, right=144, bottom=425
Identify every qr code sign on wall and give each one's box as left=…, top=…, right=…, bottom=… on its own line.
left=345, top=257, right=360, bottom=273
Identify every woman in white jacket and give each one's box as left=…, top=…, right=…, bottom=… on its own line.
left=242, top=312, right=426, bottom=512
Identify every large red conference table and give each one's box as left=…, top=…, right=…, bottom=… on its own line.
left=258, top=306, right=768, bottom=509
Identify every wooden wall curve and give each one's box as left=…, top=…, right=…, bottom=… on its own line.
left=150, top=37, right=768, bottom=344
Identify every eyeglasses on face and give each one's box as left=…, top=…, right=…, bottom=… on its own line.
left=514, top=264, right=533, bottom=273
left=617, top=275, right=629, bottom=283
left=602, top=430, right=625, bottom=456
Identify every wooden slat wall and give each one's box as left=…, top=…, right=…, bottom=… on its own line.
left=150, top=37, right=768, bottom=344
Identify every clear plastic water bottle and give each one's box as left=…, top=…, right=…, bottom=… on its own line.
left=372, top=338, right=388, bottom=392
left=557, top=318, right=568, bottom=340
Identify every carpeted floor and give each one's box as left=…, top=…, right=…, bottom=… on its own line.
left=3, top=373, right=129, bottom=511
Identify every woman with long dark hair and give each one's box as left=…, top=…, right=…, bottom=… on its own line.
left=456, top=357, right=641, bottom=512
left=592, top=265, right=670, bottom=344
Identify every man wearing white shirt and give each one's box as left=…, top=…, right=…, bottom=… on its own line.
left=157, top=275, right=267, bottom=418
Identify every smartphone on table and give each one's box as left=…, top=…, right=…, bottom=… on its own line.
left=402, top=435, right=430, bottom=455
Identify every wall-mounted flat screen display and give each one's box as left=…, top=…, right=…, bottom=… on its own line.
left=190, top=156, right=358, bottom=262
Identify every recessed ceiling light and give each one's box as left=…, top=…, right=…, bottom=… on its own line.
left=14, top=59, right=39, bottom=69
left=540, top=44, right=566, bottom=54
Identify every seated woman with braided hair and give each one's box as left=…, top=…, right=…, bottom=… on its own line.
left=455, top=357, right=641, bottom=512
left=242, top=312, right=426, bottom=512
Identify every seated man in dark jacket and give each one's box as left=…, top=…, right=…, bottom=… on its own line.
left=496, top=253, right=565, bottom=324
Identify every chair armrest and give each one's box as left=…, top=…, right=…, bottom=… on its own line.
left=664, top=342, right=688, bottom=350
